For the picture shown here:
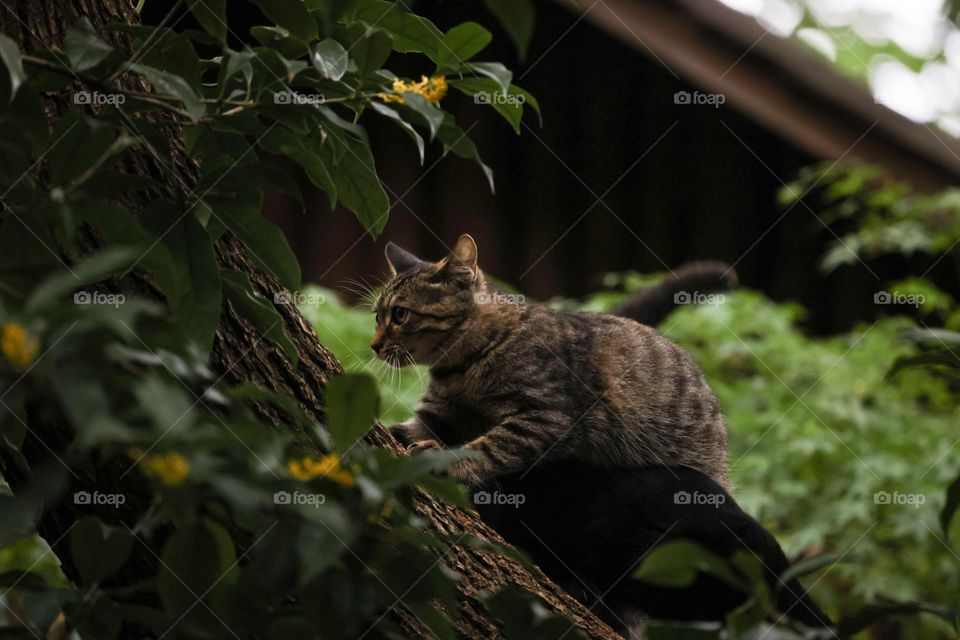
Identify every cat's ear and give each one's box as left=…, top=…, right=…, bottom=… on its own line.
left=440, top=234, right=479, bottom=283
left=385, top=242, right=425, bottom=276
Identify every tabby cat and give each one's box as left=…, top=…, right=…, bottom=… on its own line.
left=372, top=235, right=728, bottom=488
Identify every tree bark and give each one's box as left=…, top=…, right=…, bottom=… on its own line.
left=0, top=2, right=621, bottom=638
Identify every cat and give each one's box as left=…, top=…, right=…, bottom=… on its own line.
left=372, top=234, right=729, bottom=489
left=610, top=260, right=737, bottom=326
left=474, top=462, right=833, bottom=637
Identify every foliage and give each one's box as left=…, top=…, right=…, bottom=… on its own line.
left=0, top=2, right=577, bottom=639
left=782, top=163, right=960, bottom=277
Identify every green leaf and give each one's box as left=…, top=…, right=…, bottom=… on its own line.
left=205, top=195, right=301, bottom=290
left=258, top=126, right=336, bottom=206
left=135, top=199, right=222, bottom=354
left=0, top=34, right=25, bottom=104
left=436, top=22, right=492, bottom=69
left=158, top=521, right=234, bottom=615
left=130, top=63, right=204, bottom=121
left=130, top=26, right=203, bottom=94
left=325, top=372, right=379, bottom=451
left=348, top=27, right=393, bottom=77
left=221, top=269, right=299, bottom=365
left=399, top=93, right=444, bottom=141
left=467, top=61, right=512, bottom=93
left=437, top=113, right=494, bottom=192
left=352, top=0, right=443, bottom=60
left=321, top=132, right=390, bottom=237
left=134, top=374, right=197, bottom=434
left=942, top=472, right=960, bottom=534
left=25, top=247, right=138, bottom=313
left=3, top=88, right=50, bottom=156
left=778, top=553, right=841, bottom=584
left=186, top=0, right=227, bottom=42
left=311, top=38, right=348, bottom=81
left=450, top=77, right=524, bottom=134
left=251, top=0, right=318, bottom=43
left=200, top=161, right=302, bottom=203
left=837, top=601, right=956, bottom=637
left=46, top=113, right=116, bottom=185
left=510, top=84, right=541, bottom=123
left=70, top=517, right=134, bottom=586
left=64, top=18, right=114, bottom=72
left=483, top=0, right=535, bottom=60
left=633, top=540, right=747, bottom=591
left=369, top=101, right=424, bottom=163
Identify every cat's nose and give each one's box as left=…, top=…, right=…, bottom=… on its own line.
left=371, top=340, right=383, bottom=355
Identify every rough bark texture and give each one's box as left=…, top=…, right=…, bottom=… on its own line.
left=0, top=2, right=621, bottom=638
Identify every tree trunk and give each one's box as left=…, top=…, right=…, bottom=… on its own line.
left=0, top=2, right=621, bottom=638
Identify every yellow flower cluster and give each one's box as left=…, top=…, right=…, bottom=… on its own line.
left=378, top=75, right=448, bottom=105
left=1, top=323, right=39, bottom=373
left=130, top=449, right=190, bottom=486
left=287, top=454, right=355, bottom=487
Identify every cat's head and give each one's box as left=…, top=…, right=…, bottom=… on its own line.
left=371, top=234, right=487, bottom=367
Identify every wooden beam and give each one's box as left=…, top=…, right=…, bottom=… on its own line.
left=556, top=0, right=960, bottom=190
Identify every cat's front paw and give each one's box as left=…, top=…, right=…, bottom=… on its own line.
left=407, top=439, right=443, bottom=453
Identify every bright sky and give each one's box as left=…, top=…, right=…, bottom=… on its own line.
left=717, top=0, right=960, bottom=135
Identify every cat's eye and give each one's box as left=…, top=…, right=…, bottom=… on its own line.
left=391, top=306, right=409, bottom=323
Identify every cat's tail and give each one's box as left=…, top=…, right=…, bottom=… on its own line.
left=611, top=261, right=738, bottom=327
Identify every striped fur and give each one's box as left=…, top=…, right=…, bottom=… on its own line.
left=372, top=235, right=729, bottom=488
